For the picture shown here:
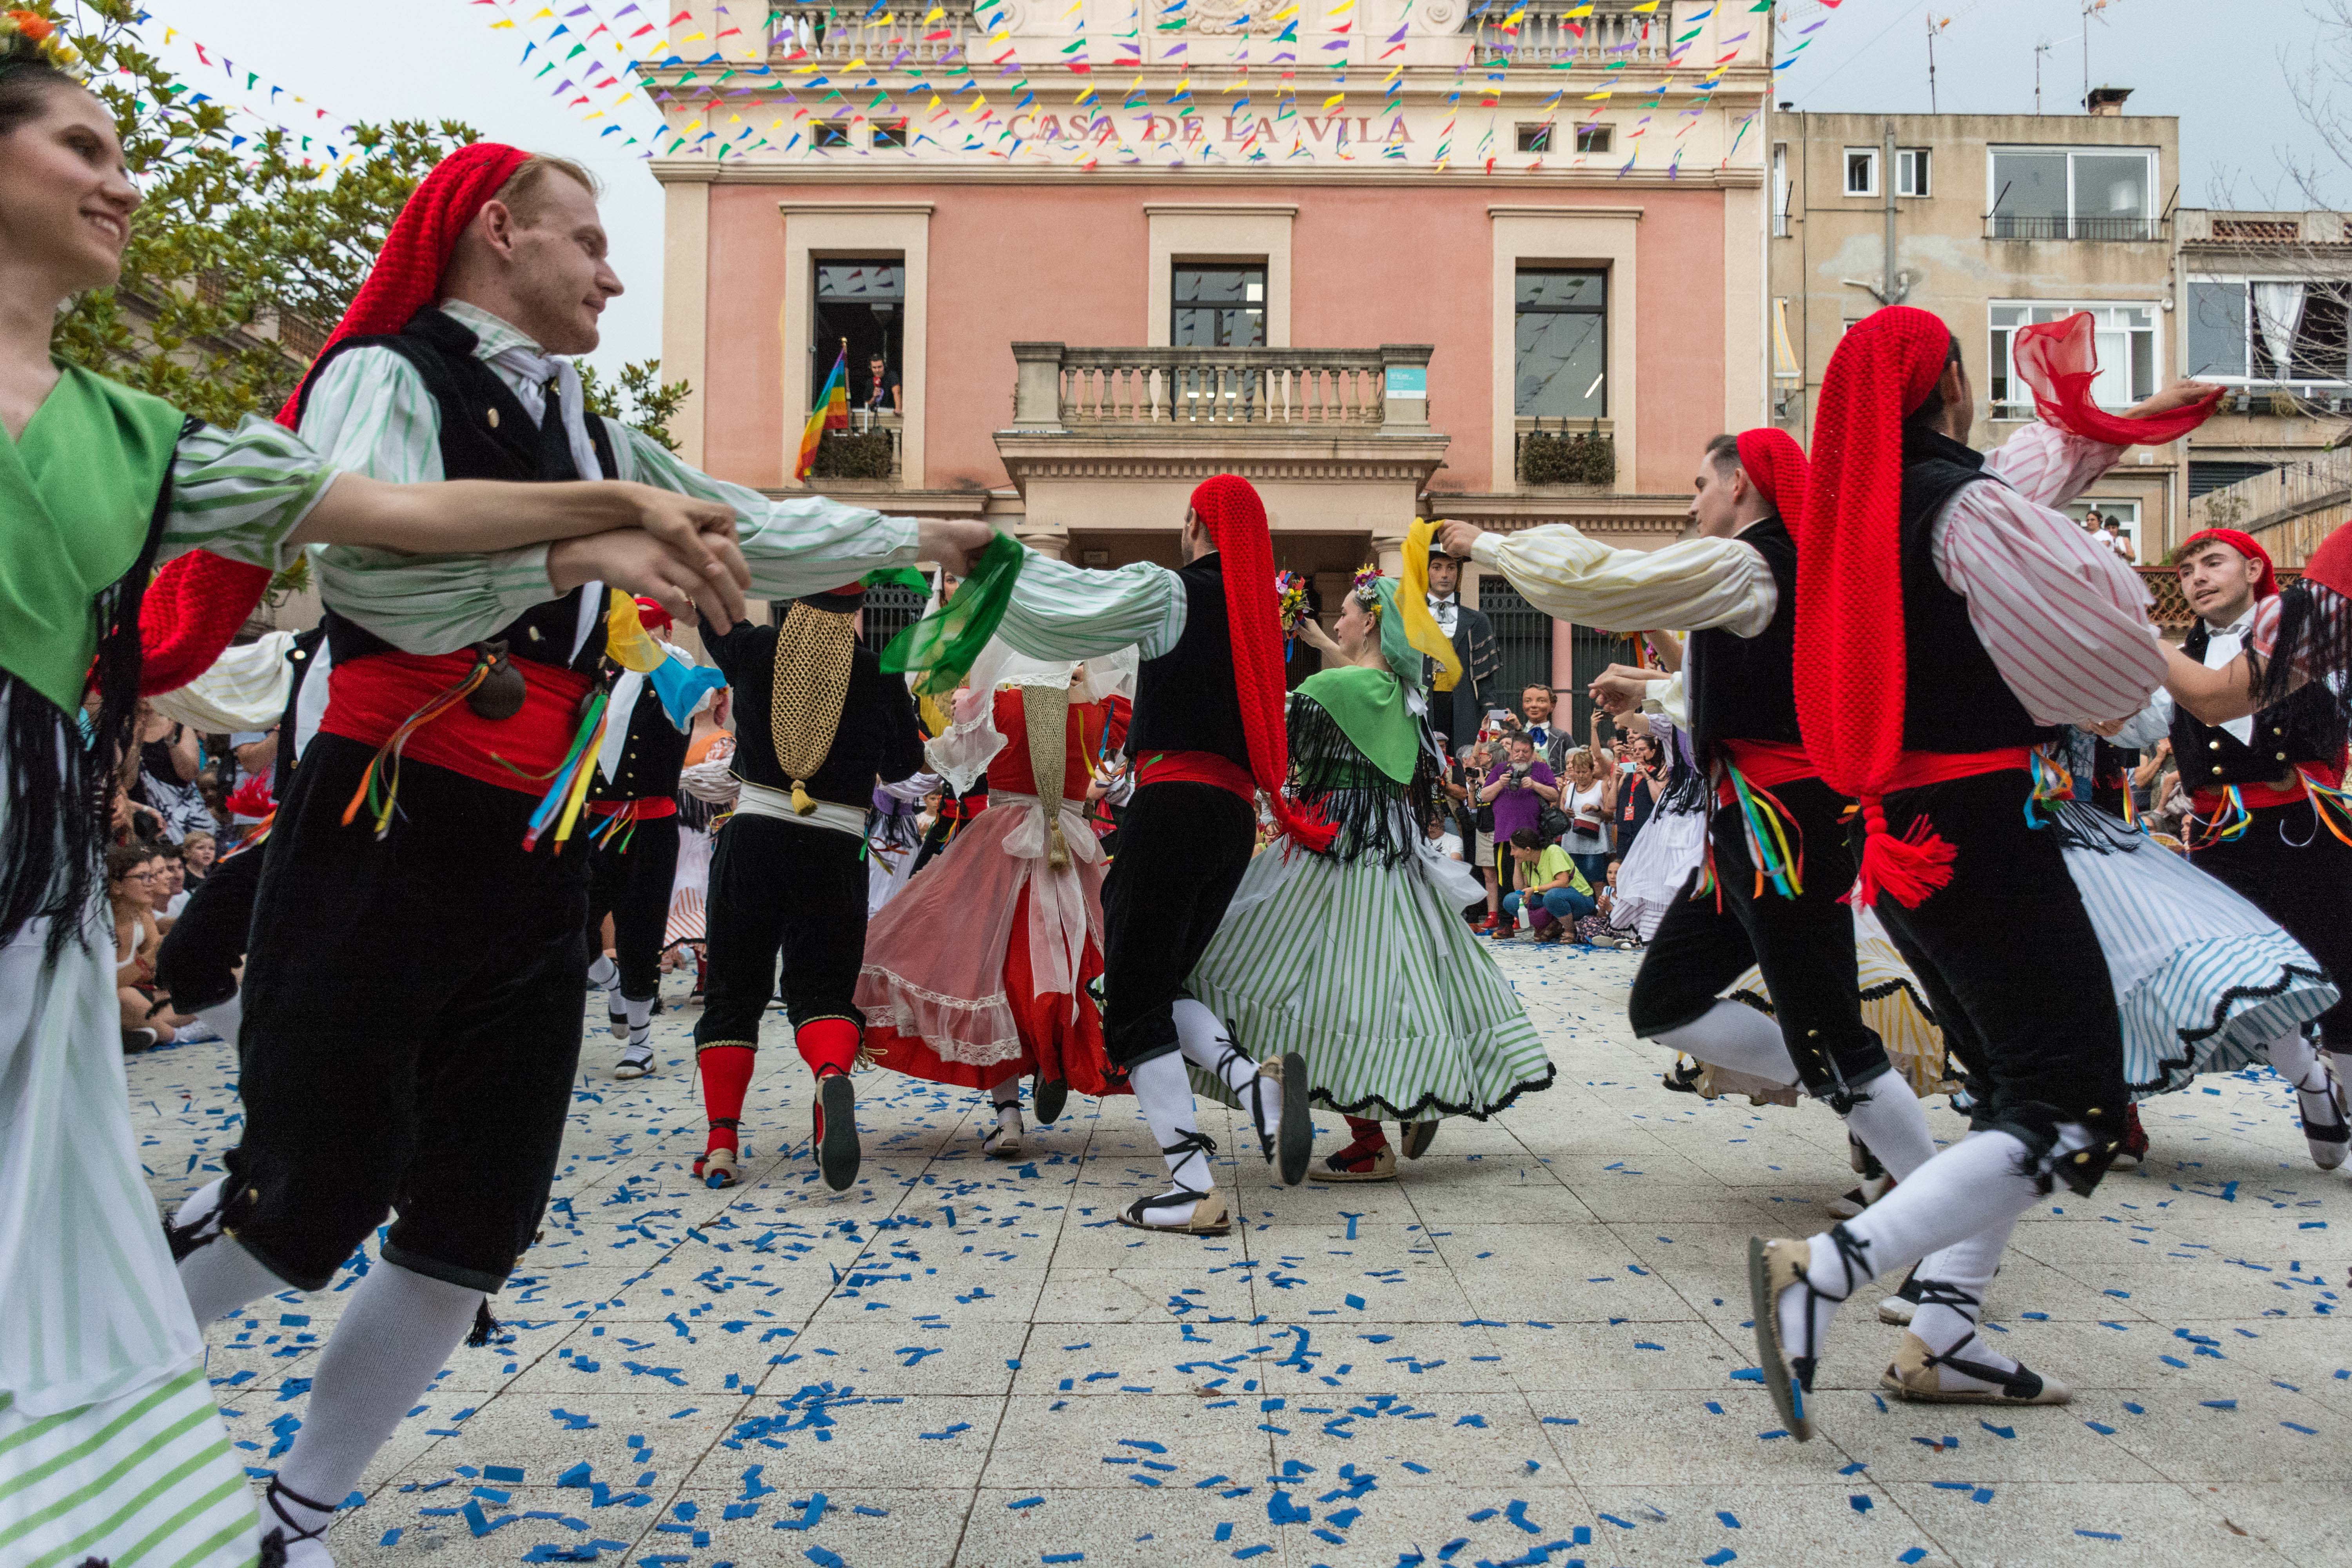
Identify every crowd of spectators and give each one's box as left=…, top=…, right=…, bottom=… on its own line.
left=1429, top=681, right=1648, bottom=948
left=100, top=701, right=275, bottom=1053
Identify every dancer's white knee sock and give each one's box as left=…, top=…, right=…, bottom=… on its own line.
left=1650, top=1001, right=1798, bottom=1086
left=1129, top=1051, right=1210, bottom=1222
left=625, top=995, right=653, bottom=1052
left=588, top=955, right=619, bottom=992
left=1909, top=1210, right=2023, bottom=1382
left=1174, top=996, right=1269, bottom=1094
left=2268, top=1029, right=2323, bottom=1090
left=267, top=1262, right=481, bottom=1553
left=989, top=1076, right=1022, bottom=1109
left=196, top=992, right=242, bottom=1050
left=1842, top=1074, right=1939, bottom=1180
left=177, top=1228, right=293, bottom=1325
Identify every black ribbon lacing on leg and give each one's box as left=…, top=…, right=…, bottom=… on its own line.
left=466, top=1299, right=505, bottom=1348
left=1213, top=1025, right=1275, bottom=1160
left=258, top=1474, right=339, bottom=1564
left=1128, top=1129, right=1220, bottom=1223
left=1791, top=1223, right=1873, bottom=1387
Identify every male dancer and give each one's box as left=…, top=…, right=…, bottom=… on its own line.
left=993, top=475, right=1313, bottom=1231
left=2110, top=529, right=2352, bottom=1167
left=583, top=596, right=699, bottom=1080
left=693, top=582, right=925, bottom=1191
left=165, top=143, right=995, bottom=1565
left=1748, top=307, right=2218, bottom=1435
left=1441, top=430, right=1942, bottom=1206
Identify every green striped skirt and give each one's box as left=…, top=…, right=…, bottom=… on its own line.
left=0, top=1365, right=261, bottom=1568
left=1185, top=840, right=1555, bottom=1121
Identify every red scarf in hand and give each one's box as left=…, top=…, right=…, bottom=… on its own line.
left=1187, top=474, right=1336, bottom=852
left=139, top=144, right=533, bottom=698
left=2012, top=311, right=2222, bottom=446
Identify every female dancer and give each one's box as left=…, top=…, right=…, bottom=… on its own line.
left=856, top=649, right=1135, bottom=1152
left=0, top=28, right=746, bottom=1564
left=1184, top=569, right=1555, bottom=1180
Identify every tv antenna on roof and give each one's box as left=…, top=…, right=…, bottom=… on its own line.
left=2034, top=38, right=2054, bottom=114
left=1927, top=15, right=1951, bottom=114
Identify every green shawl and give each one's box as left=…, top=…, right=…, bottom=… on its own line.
left=1296, top=664, right=1419, bottom=784
left=0, top=362, right=185, bottom=713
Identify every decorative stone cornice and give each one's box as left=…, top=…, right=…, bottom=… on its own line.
left=653, top=160, right=1765, bottom=191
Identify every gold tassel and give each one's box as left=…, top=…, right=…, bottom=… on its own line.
left=790, top=780, right=816, bottom=815
left=1022, top=682, right=1074, bottom=871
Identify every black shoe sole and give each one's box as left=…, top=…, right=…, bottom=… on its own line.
left=1033, top=1077, right=1068, bottom=1125
left=817, top=1074, right=859, bottom=1192
left=1276, top=1051, right=1312, bottom=1187
left=1748, top=1238, right=1815, bottom=1442
left=1401, top=1119, right=1439, bottom=1160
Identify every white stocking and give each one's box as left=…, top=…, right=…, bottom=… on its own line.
left=1841, top=1074, right=1939, bottom=1180
left=1174, top=997, right=1276, bottom=1123
left=1650, top=1001, right=1798, bottom=1085
left=587, top=955, right=619, bottom=993
left=1129, top=1051, right=1210, bottom=1224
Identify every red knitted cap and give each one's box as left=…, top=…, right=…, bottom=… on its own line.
left=1793, top=306, right=1955, bottom=801
left=274, top=141, right=533, bottom=429
left=1188, top=474, right=1334, bottom=852
left=2304, top=524, right=2352, bottom=602
left=1734, top=427, right=1809, bottom=535
left=2174, top=528, right=2279, bottom=601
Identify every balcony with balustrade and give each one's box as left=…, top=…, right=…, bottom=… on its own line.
left=766, top=3, right=974, bottom=65
left=1469, top=0, right=1677, bottom=68
left=994, top=343, right=1450, bottom=550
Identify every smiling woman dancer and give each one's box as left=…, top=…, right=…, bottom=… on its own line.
left=0, top=22, right=764, bottom=1566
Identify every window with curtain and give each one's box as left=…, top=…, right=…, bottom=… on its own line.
left=1987, top=302, right=2159, bottom=417
left=2187, top=278, right=2352, bottom=384
left=1171, top=265, right=1267, bottom=348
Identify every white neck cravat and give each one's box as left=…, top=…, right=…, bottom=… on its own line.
left=1427, top=592, right=1459, bottom=637
left=485, top=343, right=606, bottom=661
left=2201, top=608, right=2257, bottom=744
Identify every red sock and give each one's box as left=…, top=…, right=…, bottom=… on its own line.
left=796, top=1018, right=861, bottom=1078
left=699, top=1045, right=755, bottom=1152
left=1342, top=1116, right=1388, bottom=1150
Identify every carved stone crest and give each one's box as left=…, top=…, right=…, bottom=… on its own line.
left=1167, top=0, right=1287, bottom=36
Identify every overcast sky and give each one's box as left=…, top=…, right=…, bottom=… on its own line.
left=143, top=0, right=2343, bottom=376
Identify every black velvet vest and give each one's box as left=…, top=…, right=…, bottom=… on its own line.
left=2167, top=615, right=2347, bottom=789
left=1896, top=426, right=2057, bottom=755
left=298, top=307, right=619, bottom=674
left=1688, top=514, right=1803, bottom=763
left=586, top=673, right=693, bottom=804
left=1126, top=554, right=1252, bottom=773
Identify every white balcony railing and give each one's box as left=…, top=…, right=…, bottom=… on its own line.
left=1010, top=344, right=1434, bottom=433
left=1470, top=2, right=1674, bottom=67
left=767, top=4, right=973, bottom=65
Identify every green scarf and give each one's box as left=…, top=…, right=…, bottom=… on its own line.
left=0, top=363, right=185, bottom=714
left=882, top=531, right=1025, bottom=697
left=1296, top=665, right=1420, bottom=784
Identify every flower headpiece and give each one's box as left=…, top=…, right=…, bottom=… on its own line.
left=0, top=10, right=85, bottom=78
left=1350, top=563, right=1385, bottom=610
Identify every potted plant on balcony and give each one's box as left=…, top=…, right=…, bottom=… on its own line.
left=810, top=429, right=896, bottom=480
left=1518, top=420, right=1616, bottom=488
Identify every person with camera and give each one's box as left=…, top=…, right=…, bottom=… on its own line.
left=1476, top=732, right=1560, bottom=936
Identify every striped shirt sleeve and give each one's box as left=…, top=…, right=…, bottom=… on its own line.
left=1932, top=428, right=2165, bottom=726
left=609, top=423, right=922, bottom=599
left=159, top=415, right=339, bottom=571
left=289, top=345, right=568, bottom=653
left=995, top=552, right=1188, bottom=662
left=1468, top=525, right=1777, bottom=636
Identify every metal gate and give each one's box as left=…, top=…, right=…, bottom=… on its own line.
left=1476, top=577, right=1641, bottom=741
left=860, top=583, right=927, bottom=652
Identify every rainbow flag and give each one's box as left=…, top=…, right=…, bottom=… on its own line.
left=795, top=346, right=851, bottom=478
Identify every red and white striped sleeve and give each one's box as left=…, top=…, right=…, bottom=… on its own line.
left=1931, top=473, right=2166, bottom=726
left=1979, top=421, right=2126, bottom=509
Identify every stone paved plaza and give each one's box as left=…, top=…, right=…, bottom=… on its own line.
left=131, top=942, right=2350, bottom=1568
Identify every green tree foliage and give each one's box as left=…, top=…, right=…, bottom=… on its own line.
left=38, top=2, right=477, bottom=428
left=578, top=359, right=692, bottom=454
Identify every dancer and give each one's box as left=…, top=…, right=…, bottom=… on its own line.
left=1185, top=566, right=1555, bottom=1179
left=693, top=582, right=925, bottom=1190
left=582, top=597, right=704, bottom=1080
left=163, top=140, right=996, bottom=1567
left=857, top=648, right=1137, bottom=1153
left=0, top=47, right=759, bottom=1567
left=866, top=769, right=937, bottom=913
left=991, top=475, right=1314, bottom=1232
left=2107, top=529, right=2352, bottom=1167
left=1746, top=307, right=2220, bottom=1436
left=1441, top=430, right=1946, bottom=1210
left=667, top=688, right=736, bottom=998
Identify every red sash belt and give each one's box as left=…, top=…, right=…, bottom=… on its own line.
left=320, top=651, right=591, bottom=797
left=2190, top=752, right=2347, bottom=816
left=1715, top=739, right=1818, bottom=806
left=1876, top=746, right=2034, bottom=794
left=1137, top=749, right=1257, bottom=806
left=587, top=796, right=677, bottom=820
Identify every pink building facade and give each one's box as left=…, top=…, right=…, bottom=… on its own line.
left=653, top=1, right=1773, bottom=693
